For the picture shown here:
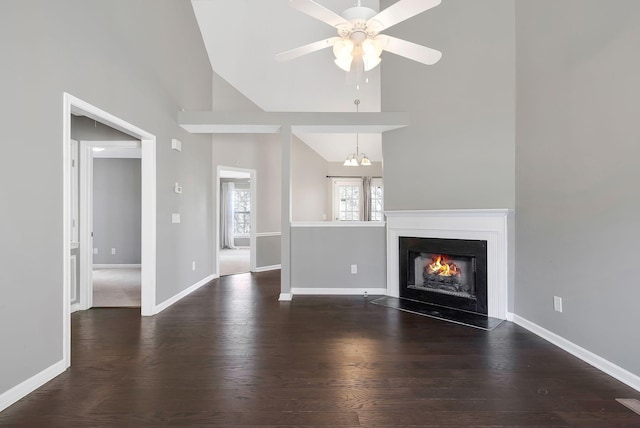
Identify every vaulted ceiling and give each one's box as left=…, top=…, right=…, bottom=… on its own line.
left=191, top=0, right=384, bottom=162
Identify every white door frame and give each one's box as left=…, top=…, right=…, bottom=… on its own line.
left=215, top=166, right=257, bottom=276
left=78, top=140, right=141, bottom=311
left=79, top=141, right=94, bottom=310
left=63, top=93, right=157, bottom=368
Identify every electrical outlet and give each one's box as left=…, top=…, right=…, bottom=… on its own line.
left=172, top=213, right=181, bottom=223
left=93, top=248, right=98, bottom=255
left=553, top=296, right=563, bottom=313
left=192, top=261, right=196, bottom=271
left=351, top=264, right=357, bottom=274
left=111, top=248, right=116, bottom=255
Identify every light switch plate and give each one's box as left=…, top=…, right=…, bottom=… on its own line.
left=553, top=296, right=563, bottom=312
left=171, top=139, right=182, bottom=151
left=172, top=213, right=181, bottom=223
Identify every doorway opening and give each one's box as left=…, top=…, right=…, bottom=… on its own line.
left=88, top=141, right=142, bottom=308
left=63, top=93, right=156, bottom=367
left=216, top=166, right=256, bottom=276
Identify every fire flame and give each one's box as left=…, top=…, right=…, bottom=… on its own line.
left=426, top=255, right=461, bottom=277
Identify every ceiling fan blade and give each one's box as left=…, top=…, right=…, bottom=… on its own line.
left=289, top=0, right=349, bottom=28
left=276, top=37, right=339, bottom=62
left=382, top=35, right=442, bottom=65
left=368, top=0, right=441, bottom=32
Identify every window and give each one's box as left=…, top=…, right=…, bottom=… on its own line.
left=233, top=189, right=250, bottom=236
left=332, top=178, right=384, bottom=222
left=370, top=178, right=384, bottom=222
left=333, top=179, right=361, bottom=221
left=338, top=184, right=360, bottom=221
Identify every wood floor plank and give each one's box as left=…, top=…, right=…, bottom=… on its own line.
left=1, top=270, right=639, bottom=427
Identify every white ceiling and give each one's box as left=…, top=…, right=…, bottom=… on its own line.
left=191, top=0, right=384, bottom=162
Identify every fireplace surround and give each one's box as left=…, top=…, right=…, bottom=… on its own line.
left=385, top=209, right=510, bottom=320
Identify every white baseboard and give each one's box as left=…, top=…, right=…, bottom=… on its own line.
left=0, top=359, right=67, bottom=413
left=512, top=314, right=640, bottom=393
left=93, top=264, right=141, bottom=269
left=254, top=264, right=281, bottom=273
left=291, top=287, right=387, bottom=296
left=506, top=312, right=515, bottom=322
left=278, top=293, right=292, bottom=301
left=70, top=302, right=81, bottom=313
left=154, top=274, right=215, bottom=314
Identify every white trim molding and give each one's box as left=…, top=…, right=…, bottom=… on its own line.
left=154, top=274, right=215, bottom=314
left=256, top=232, right=281, bottom=237
left=291, top=287, right=387, bottom=296
left=385, top=209, right=511, bottom=320
left=291, top=221, right=385, bottom=228
left=512, top=314, right=640, bottom=393
left=255, top=264, right=281, bottom=272
left=278, top=293, right=293, bottom=301
left=0, top=359, right=66, bottom=413
left=93, top=264, right=142, bottom=269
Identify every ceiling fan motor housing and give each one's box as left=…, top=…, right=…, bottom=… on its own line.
left=338, top=6, right=380, bottom=40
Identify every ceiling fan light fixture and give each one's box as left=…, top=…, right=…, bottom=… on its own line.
left=334, top=56, right=353, bottom=72
left=332, top=39, right=354, bottom=58
left=362, top=37, right=385, bottom=57
left=362, top=54, right=381, bottom=71
left=333, top=39, right=354, bottom=71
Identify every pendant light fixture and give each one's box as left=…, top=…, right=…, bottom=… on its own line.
left=344, top=99, right=371, bottom=167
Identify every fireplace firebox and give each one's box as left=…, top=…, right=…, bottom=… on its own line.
left=399, top=237, right=488, bottom=315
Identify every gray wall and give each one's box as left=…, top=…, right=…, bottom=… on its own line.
left=0, top=0, right=212, bottom=397
left=292, top=136, right=329, bottom=222
left=256, top=235, right=282, bottom=268
left=381, top=0, right=515, bottom=210
left=515, top=0, right=640, bottom=378
left=291, top=226, right=386, bottom=290
left=93, top=159, right=141, bottom=264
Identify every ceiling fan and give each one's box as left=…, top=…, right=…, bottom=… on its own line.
left=276, top=0, right=442, bottom=72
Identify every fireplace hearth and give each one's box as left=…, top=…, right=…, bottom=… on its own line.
left=399, top=237, right=488, bottom=315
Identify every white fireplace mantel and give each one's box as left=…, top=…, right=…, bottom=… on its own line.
left=385, top=209, right=511, bottom=320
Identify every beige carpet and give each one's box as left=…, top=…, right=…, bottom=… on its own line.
left=220, top=248, right=250, bottom=276
left=93, top=268, right=141, bottom=307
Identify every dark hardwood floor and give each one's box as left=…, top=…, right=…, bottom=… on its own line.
left=1, top=270, right=639, bottom=426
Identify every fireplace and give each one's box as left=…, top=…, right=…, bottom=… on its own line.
left=385, top=209, right=510, bottom=320
left=399, top=237, right=488, bottom=315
